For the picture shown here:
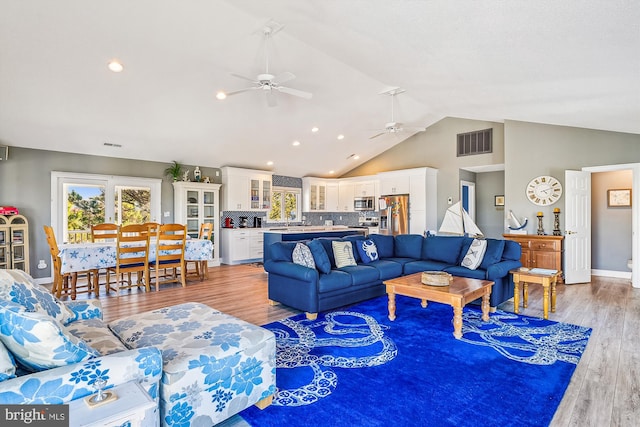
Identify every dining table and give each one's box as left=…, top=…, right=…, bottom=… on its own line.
left=58, top=239, right=214, bottom=279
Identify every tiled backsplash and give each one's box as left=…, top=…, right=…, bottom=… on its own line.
left=221, top=210, right=378, bottom=228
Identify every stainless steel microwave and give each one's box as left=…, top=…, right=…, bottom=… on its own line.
left=354, top=196, right=375, bottom=211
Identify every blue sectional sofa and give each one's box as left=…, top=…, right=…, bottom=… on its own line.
left=265, top=233, right=522, bottom=319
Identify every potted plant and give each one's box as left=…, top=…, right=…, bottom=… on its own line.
left=164, top=161, right=184, bottom=182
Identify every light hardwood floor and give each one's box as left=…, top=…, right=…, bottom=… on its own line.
left=58, top=266, right=640, bottom=427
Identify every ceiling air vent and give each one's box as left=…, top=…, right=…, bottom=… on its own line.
left=457, top=128, right=492, bottom=157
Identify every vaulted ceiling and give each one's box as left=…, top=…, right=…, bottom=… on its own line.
left=1, top=1, right=638, bottom=177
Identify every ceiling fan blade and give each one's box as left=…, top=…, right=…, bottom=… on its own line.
left=404, top=126, right=427, bottom=132
left=272, top=71, right=296, bottom=85
left=277, top=86, right=313, bottom=99
left=369, top=132, right=387, bottom=139
left=225, top=87, right=258, bottom=97
left=230, top=73, right=258, bottom=83
left=266, top=90, right=278, bottom=107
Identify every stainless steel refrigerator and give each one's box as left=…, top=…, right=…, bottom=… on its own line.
left=379, top=194, right=409, bottom=235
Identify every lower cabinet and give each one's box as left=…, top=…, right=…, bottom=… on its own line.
left=504, top=234, right=564, bottom=282
left=221, top=229, right=265, bottom=265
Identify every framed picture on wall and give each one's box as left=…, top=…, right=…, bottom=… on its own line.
left=607, top=189, right=631, bottom=207
left=494, top=195, right=505, bottom=206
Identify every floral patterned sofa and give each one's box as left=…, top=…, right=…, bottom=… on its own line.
left=0, top=269, right=276, bottom=426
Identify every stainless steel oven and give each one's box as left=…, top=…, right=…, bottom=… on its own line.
left=354, top=196, right=375, bottom=211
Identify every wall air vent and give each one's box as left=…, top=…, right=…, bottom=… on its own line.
left=457, top=128, right=492, bottom=157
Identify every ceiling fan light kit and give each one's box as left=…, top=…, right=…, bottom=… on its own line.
left=370, top=87, right=426, bottom=139
left=218, top=21, right=312, bottom=107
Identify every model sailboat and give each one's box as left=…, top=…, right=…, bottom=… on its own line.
left=438, top=202, right=484, bottom=238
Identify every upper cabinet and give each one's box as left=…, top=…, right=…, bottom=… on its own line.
left=353, top=180, right=377, bottom=198
left=303, top=178, right=341, bottom=212
left=378, top=171, right=410, bottom=195
left=221, top=167, right=273, bottom=211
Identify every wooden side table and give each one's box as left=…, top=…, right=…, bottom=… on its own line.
left=510, top=268, right=562, bottom=320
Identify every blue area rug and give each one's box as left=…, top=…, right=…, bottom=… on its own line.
left=241, top=295, right=591, bottom=427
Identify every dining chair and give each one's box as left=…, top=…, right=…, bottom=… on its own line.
left=106, top=224, right=151, bottom=295
left=91, top=223, right=119, bottom=242
left=43, top=225, right=94, bottom=299
left=185, top=222, right=213, bottom=281
left=150, top=223, right=187, bottom=291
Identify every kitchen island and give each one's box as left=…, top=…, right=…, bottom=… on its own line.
left=263, top=227, right=366, bottom=263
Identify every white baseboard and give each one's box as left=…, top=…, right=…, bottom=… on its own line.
left=591, top=269, right=631, bottom=279
left=33, top=276, right=53, bottom=286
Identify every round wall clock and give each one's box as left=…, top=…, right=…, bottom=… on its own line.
left=526, top=175, right=562, bottom=206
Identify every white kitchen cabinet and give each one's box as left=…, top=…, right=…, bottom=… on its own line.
left=302, top=178, right=329, bottom=212
left=221, top=167, right=273, bottom=212
left=378, top=171, right=410, bottom=195
left=338, top=181, right=355, bottom=212
left=221, top=228, right=265, bottom=264
left=326, top=182, right=340, bottom=212
left=173, top=181, right=221, bottom=266
left=353, top=180, right=378, bottom=198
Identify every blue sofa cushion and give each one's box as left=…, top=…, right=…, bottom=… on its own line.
left=368, top=259, right=404, bottom=280
left=422, top=236, right=464, bottom=264
left=404, top=260, right=452, bottom=275
left=444, top=265, right=487, bottom=280
left=356, top=239, right=379, bottom=264
left=307, top=240, right=332, bottom=274
left=338, top=265, right=380, bottom=285
left=270, top=242, right=297, bottom=262
left=480, top=239, right=506, bottom=270
left=318, top=270, right=352, bottom=292
left=316, top=238, right=341, bottom=268
left=394, top=234, right=424, bottom=259
left=370, top=234, right=394, bottom=258
left=502, top=240, right=522, bottom=261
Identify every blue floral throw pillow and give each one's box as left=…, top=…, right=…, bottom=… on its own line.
left=0, top=300, right=99, bottom=372
left=292, top=242, right=316, bottom=269
left=357, top=239, right=379, bottom=264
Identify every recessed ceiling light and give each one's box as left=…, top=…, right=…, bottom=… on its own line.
left=329, top=170, right=335, bottom=175
left=292, top=140, right=300, bottom=146
left=267, top=161, right=274, bottom=166
left=107, top=60, right=124, bottom=73
left=353, top=155, right=360, bottom=160
left=311, top=127, right=319, bottom=133
left=337, top=134, right=345, bottom=140
left=216, top=91, right=227, bottom=100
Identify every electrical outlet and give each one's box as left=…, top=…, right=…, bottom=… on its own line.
left=320, top=216, right=323, bottom=220
left=447, top=197, right=453, bottom=205
left=339, top=216, right=342, bottom=220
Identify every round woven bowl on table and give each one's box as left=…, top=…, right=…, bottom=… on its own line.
left=421, top=271, right=453, bottom=287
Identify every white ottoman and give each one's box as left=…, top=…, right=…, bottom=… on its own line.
left=109, top=302, right=276, bottom=426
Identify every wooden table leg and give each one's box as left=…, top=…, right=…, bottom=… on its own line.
left=542, top=277, right=550, bottom=319
left=421, top=298, right=428, bottom=308
left=453, top=304, right=463, bottom=339
left=481, top=287, right=490, bottom=322
left=551, top=276, right=557, bottom=313
left=523, top=283, right=529, bottom=308
left=513, top=276, right=520, bottom=314
left=388, top=292, right=396, bottom=321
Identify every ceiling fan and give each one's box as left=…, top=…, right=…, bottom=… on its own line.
left=369, top=88, right=426, bottom=139
left=217, top=21, right=313, bottom=107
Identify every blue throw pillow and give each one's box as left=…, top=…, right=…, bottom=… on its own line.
left=356, top=239, right=379, bottom=264
left=394, top=234, right=424, bottom=258
left=307, top=240, right=332, bottom=274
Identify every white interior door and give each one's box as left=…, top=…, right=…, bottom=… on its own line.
left=564, top=170, right=591, bottom=284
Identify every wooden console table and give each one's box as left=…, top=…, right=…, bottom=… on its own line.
left=504, top=234, right=564, bottom=283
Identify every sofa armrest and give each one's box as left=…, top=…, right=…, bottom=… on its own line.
left=63, top=299, right=103, bottom=324
left=264, top=260, right=319, bottom=282
left=486, top=260, right=522, bottom=280
left=0, top=347, right=162, bottom=404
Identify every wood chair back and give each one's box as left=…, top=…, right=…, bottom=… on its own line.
left=107, top=224, right=151, bottom=294
left=151, top=223, right=187, bottom=290
left=199, top=222, right=214, bottom=240
left=44, top=225, right=93, bottom=299
left=91, top=223, right=118, bottom=242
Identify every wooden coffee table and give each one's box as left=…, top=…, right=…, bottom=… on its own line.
left=383, top=273, right=494, bottom=339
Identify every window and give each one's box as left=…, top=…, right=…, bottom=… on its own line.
left=268, top=187, right=301, bottom=223
left=51, top=172, right=161, bottom=243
